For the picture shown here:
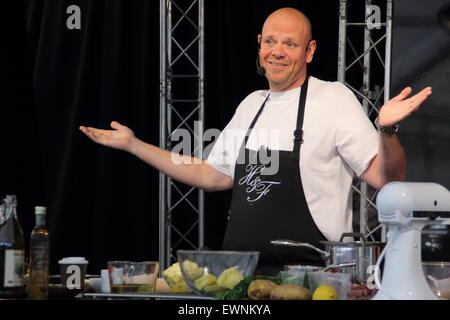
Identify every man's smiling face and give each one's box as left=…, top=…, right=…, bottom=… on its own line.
left=258, top=8, right=316, bottom=92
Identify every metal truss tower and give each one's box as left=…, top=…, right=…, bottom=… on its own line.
left=338, top=0, right=393, bottom=241
left=159, top=0, right=205, bottom=271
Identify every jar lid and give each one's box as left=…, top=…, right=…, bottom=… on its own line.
left=35, top=206, right=47, bottom=215
left=58, top=257, right=88, bottom=264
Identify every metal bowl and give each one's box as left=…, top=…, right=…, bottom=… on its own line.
left=177, top=250, right=259, bottom=296
left=422, top=261, right=450, bottom=300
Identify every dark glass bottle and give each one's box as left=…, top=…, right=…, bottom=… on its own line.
left=0, top=195, right=25, bottom=298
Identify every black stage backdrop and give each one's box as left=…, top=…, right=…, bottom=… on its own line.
left=2, top=0, right=449, bottom=275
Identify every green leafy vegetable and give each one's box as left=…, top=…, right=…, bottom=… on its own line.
left=303, top=272, right=310, bottom=289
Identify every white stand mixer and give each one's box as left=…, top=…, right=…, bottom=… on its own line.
left=372, top=182, right=450, bottom=300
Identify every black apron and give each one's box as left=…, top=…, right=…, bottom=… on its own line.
left=222, top=77, right=327, bottom=274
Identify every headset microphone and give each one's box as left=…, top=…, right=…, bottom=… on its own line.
left=256, top=55, right=266, bottom=76
left=256, top=41, right=266, bottom=76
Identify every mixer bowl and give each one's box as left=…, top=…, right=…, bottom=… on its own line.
left=422, top=261, right=450, bottom=300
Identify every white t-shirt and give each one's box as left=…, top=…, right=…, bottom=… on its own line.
left=206, top=76, right=379, bottom=242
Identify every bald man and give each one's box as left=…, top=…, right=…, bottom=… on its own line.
left=80, top=8, right=432, bottom=273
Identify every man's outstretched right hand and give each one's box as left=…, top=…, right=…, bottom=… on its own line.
left=79, top=121, right=136, bottom=153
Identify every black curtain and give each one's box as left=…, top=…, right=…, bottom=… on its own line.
left=19, top=0, right=162, bottom=275
left=1, top=0, right=43, bottom=266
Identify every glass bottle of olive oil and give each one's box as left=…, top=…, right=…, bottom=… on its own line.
left=28, top=206, right=49, bottom=299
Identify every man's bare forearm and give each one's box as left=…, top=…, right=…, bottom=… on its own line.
left=128, top=137, right=232, bottom=191
left=377, top=133, right=407, bottom=185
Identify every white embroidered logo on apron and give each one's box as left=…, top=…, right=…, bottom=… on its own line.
left=238, top=164, right=281, bottom=202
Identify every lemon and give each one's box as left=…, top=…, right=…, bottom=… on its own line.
left=312, top=285, right=337, bottom=300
